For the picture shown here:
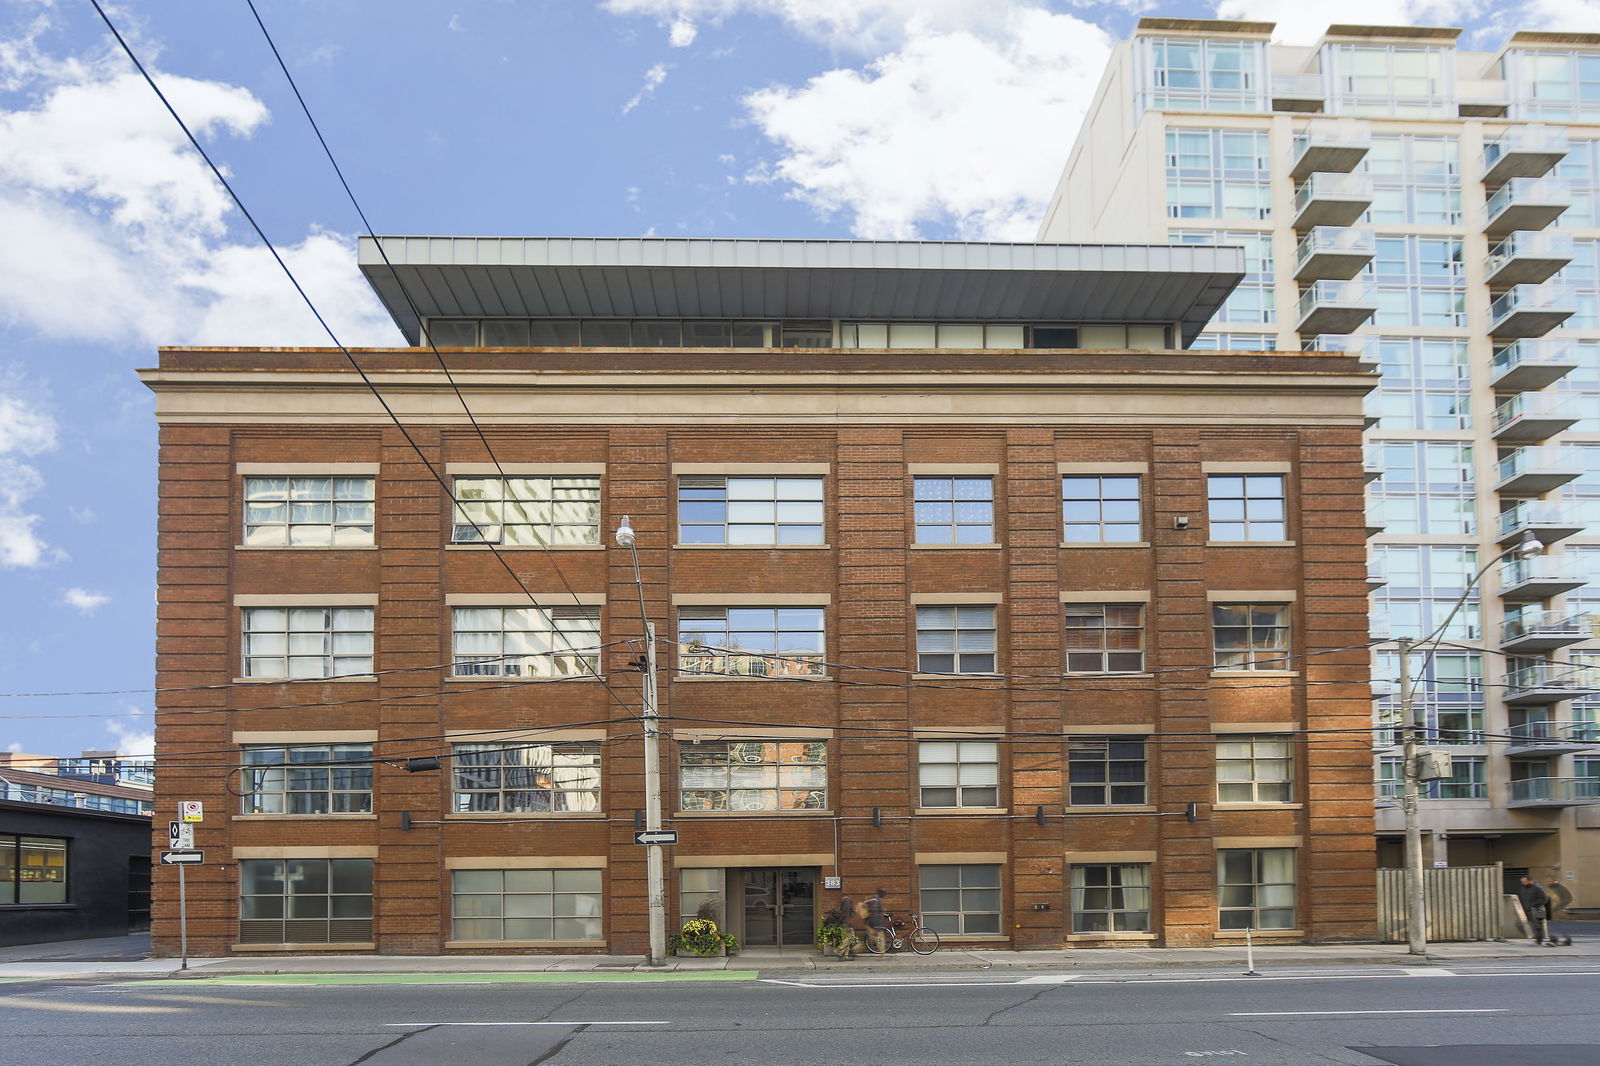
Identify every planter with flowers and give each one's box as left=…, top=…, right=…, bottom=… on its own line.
left=668, top=899, right=740, bottom=957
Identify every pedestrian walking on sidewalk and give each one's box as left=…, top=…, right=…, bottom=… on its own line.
left=1546, top=877, right=1576, bottom=945
left=864, top=887, right=888, bottom=956
left=1517, top=876, right=1554, bottom=945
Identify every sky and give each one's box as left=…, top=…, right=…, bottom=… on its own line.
left=1, top=0, right=1596, bottom=762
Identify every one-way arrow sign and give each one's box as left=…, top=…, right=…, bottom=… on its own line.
left=634, top=830, right=678, bottom=846
left=161, top=849, right=205, bottom=865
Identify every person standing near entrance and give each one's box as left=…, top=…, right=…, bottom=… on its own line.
left=1547, top=876, right=1574, bottom=919
left=864, top=887, right=888, bottom=955
left=1517, top=876, right=1554, bottom=945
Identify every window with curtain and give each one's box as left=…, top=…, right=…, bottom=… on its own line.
left=1071, top=863, right=1151, bottom=933
left=1217, top=848, right=1296, bottom=930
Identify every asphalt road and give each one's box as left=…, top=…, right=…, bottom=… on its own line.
left=2, top=960, right=1598, bottom=1066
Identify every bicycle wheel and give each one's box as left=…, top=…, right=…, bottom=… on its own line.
left=909, top=927, right=940, bottom=955
left=862, top=930, right=885, bottom=954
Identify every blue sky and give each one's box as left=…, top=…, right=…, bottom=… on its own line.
left=0, top=0, right=1590, bottom=760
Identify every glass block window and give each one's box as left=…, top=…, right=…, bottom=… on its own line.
left=451, top=868, right=602, bottom=942
left=451, top=606, right=600, bottom=677
left=678, top=476, right=824, bottom=545
left=241, top=745, right=373, bottom=814
left=0, top=835, right=67, bottom=905
left=918, top=741, right=999, bottom=808
left=678, top=740, right=827, bottom=812
left=913, top=477, right=995, bottom=544
left=677, top=607, right=826, bottom=677
left=243, top=476, right=374, bottom=546
left=1069, top=738, right=1147, bottom=806
left=915, top=605, right=997, bottom=674
left=451, top=743, right=602, bottom=813
left=1207, top=475, right=1286, bottom=541
left=242, top=607, right=373, bottom=679
left=1065, top=603, right=1145, bottom=673
left=1063, top=476, right=1141, bottom=542
left=919, top=864, right=1002, bottom=936
left=1071, top=863, right=1151, bottom=933
left=451, top=477, right=600, bottom=546
left=1218, top=848, right=1296, bottom=930
left=1217, top=735, right=1293, bottom=803
left=238, top=858, right=372, bottom=944
left=1212, top=604, right=1291, bottom=670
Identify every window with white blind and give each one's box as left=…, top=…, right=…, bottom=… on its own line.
left=918, top=741, right=999, bottom=808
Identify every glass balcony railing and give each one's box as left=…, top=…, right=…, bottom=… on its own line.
left=1491, top=392, right=1578, bottom=439
left=1294, top=226, right=1376, bottom=279
left=1293, top=172, right=1374, bottom=219
left=1505, top=720, right=1600, bottom=746
left=1290, top=120, right=1371, bottom=178
left=1485, top=177, right=1572, bottom=231
left=1482, top=125, right=1570, bottom=180
left=1501, top=610, right=1594, bottom=645
left=1272, top=73, right=1325, bottom=104
left=1496, top=446, right=1580, bottom=488
left=1508, top=777, right=1600, bottom=805
left=1484, top=231, right=1575, bottom=284
left=1298, top=280, right=1377, bottom=329
left=1497, top=501, right=1582, bottom=540
left=1492, top=338, right=1576, bottom=378
left=1489, top=283, right=1576, bottom=331
left=1505, top=662, right=1600, bottom=699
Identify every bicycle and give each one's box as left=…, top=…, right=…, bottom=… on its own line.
left=862, top=912, right=940, bottom=955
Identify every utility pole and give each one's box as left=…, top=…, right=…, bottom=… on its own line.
left=1397, top=637, right=1427, bottom=956
left=616, top=515, right=667, bottom=967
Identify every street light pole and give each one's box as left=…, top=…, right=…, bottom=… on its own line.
left=1390, top=531, right=1542, bottom=957
left=616, top=516, right=668, bottom=967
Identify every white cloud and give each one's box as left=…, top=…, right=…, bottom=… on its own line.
left=0, top=369, right=57, bottom=568
left=604, top=0, right=1028, bottom=54
left=1210, top=1, right=1491, bottom=44
left=106, top=710, right=153, bottom=758
left=668, top=16, right=698, bottom=46
left=622, top=62, right=670, bottom=114
left=1505, top=0, right=1600, bottom=31
left=62, top=587, right=109, bottom=613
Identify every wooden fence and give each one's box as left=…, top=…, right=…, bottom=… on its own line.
left=1376, top=863, right=1505, bottom=942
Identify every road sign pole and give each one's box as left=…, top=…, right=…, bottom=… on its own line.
left=178, top=861, right=188, bottom=971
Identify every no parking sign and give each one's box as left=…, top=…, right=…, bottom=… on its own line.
left=180, top=800, right=203, bottom=822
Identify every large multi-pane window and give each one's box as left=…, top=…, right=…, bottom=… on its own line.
left=1165, top=129, right=1271, bottom=220
left=1186, top=333, right=1277, bottom=351
left=241, top=745, right=373, bottom=814
left=1207, top=474, right=1286, bottom=541
left=451, top=742, right=602, bottom=813
left=1368, top=237, right=1465, bottom=328
left=0, top=835, right=66, bottom=904
left=1141, top=37, right=1264, bottom=112
left=1212, top=604, right=1291, bottom=670
left=678, top=740, right=827, bottom=812
left=1364, top=136, right=1461, bottom=223
left=242, top=476, right=374, bottom=546
left=1556, top=345, right=1600, bottom=435
left=1217, top=848, right=1296, bottom=930
left=918, top=741, right=999, bottom=808
left=1371, top=545, right=1481, bottom=647
left=678, top=476, right=824, bottom=545
left=451, top=606, right=600, bottom=677
left=1506, top=50, right=1600, bottom=123
left=915, top=606, right=997, bottom=674
left=913, top=477, right=994, bottom=544
left=677, top=607, right=826, bottom=677
left=1064, top=604, right=1145, bottom=673
left=1379, top=754, right=1487, bottom=799
left=1566, top=445, right=1600, bottom=531
left=1554, top=139, right=1600, bottom=227
left=1216, top=735, right=1293, bottom=803
left=450, top=477, right=600, bottom=546
left=1369, top=441, right=1476, bottom=534
left=1553, top=240, right=1599, bottom=331
left=1071, top=863, right=1151, bottom=933
left=1172, top=231, right=1275, bottom=323
left=238, top=858, right=372, bottom=944
left=1371, top=338, right=1471, bottom=431
left=1063, top=475, right=1141, bottom=543
left=919, top=864, right=1002, bottom=935
left=1330, top=45, right=1452, bottom=117
left=451, top=869, right=602, bottom=942
left=242, top=607, right=373, bottom=679
left=1069, top=738, right=1147, bottom=806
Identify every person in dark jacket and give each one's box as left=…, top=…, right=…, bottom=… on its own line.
left=865, top=887, right=888, bottom=955
left=1546, top=877, right=1576, bottom=945
left=1517, top=876, right=1553, bottom=945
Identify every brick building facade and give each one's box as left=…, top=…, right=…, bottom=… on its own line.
left=143, top=238, right=1377, bottom=955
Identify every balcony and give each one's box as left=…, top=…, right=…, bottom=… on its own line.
left=1363, top=443, right=1384, bottom=484
left=1484, top=177, right=1571, bottom=236
left=1491, top=393, right=1579, bottom=443
left=1500, top=557, right=1588, bottom=601
left=1297, top=280, right=1377, bottom=335
left=1294, top=227, right=1376, bottom=282
left=1458, top=79, right=1509, bottom=118
left=1490, top=340, right=1580, bottom=392
left=1507, top=776, right=1600, bottom=807
left=1292, top=172, right=1373, bottom=230
left=1289, top=120, right=1371, bottom=180
left=1481, top=126, right=1570, bottom=187
left=1304, top=334, right=1380, bottom=372
left=1497, top=502, right=1585, bottom=547
left=1506, top=720, right=1600, bottom=756
left=1489, top=284, right=1576, bottom=339
left=1272, top=73, right=1325, bottom=113
left=1367, top=556, right=1388, bottom=590
left=1485, top=231, right=1575, bottom=287
left=1495, top=446, right=1584, bottom=497
left=1500, top=611, right=1596, bottom=654
left=1504, top=664, right=1600, bottom=706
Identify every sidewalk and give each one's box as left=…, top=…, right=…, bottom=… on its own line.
left=2, top=931, right=1597, bottom=982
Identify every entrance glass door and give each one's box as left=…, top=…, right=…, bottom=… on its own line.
left=741, top=868, right=816, bottom=947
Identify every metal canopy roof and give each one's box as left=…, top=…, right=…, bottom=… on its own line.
left=358, top=236, right=1244, bottom=347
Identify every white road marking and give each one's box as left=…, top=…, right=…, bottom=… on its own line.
left=390, top=1017, right=672, bottom=1024
left=1398, top=967, right=1456, bottom=977
left=1231, top=1009, right=1505, bottom=1017
left=1017, top=975, right=1082, bottom=984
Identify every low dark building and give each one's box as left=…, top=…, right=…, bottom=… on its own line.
left=0, top=798, right=152, bottom=946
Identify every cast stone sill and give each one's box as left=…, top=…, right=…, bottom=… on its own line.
left=231, top=942, right=376, bottom=952
left=234, top=545, right=379, bottom=551
left=1065, top=672, right=1154, bottom=680
left=673, top=810, right=832, bottom=818
left=1213, top=803, right=1303, bottom=811
left=1065, top=933, right=1157, bottom=941
left=671, top=543, right=832, bottom=550
left=911, top=673, right=1005, bottom=681
left=913, top=807, right=1009, bottom=816
left=1209, top=670, right=1299, bottom=679
left=1059, top=542, right=1150, bottom=549
left=672, top=674, right=828, bottom=683
left=443, top=675, right=605, bottom=682
left=231, top=814, right=377, bottom=821
left=910, top=543, right=1001, bottom=550
left=1213, top=930, right=1302, bottom=939
left=445, top=940, right=604, bottom=949
left=233, top=676, right=376, bottom=684
left=1206, top=541, right=1297, bottom=548
left=445, top=543, right=604, bottom=551
left=1071, top=804, right=1158, bottom=814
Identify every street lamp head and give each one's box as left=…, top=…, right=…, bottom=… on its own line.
left=1513, top=533, right=1543, bottom=560
left=614, top=514, right=636, bottom=549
